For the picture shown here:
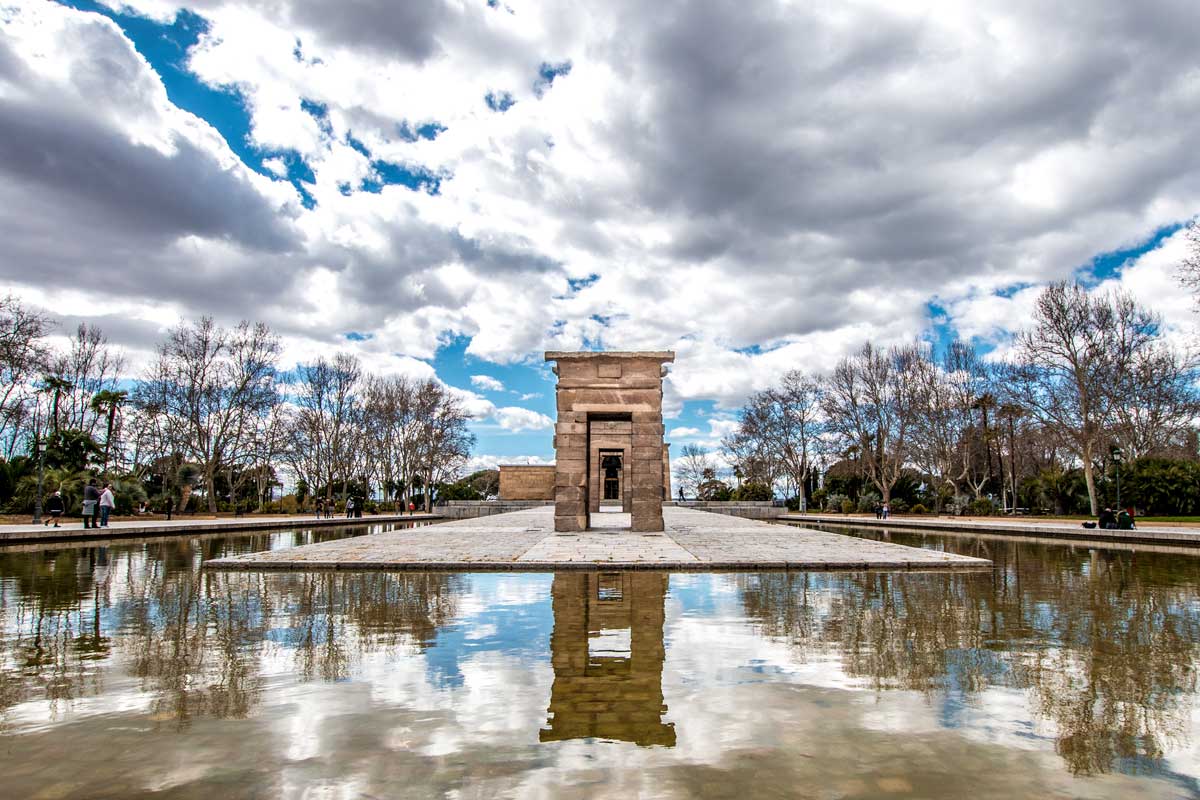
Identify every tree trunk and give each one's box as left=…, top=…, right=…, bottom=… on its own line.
left=206, top=466, right=218, bottom=512
left=1082, top=447, right=1099, bottom=516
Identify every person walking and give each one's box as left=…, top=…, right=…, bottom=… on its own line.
left=44, top=490, right=64, bottom=527
left=99, top=482, right=115, bottom=527
left=345, top=497, right=355, bottom=519
left=82, top=479, right=100, bottom=528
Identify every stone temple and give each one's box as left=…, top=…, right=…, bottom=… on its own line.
left=544, top=351, right=674, bottom=532
left=497, top=352, right=674, bottom=532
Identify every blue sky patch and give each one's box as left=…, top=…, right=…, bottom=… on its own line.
left=363, top=160, right=443, bottom=194
left=1081, top=223, right=1183, bottom=285
left=485, top=90, right=516, bottom=112
left=56, top=1, right=319, bottom=208
left=534, top=61, right=572, bottom=97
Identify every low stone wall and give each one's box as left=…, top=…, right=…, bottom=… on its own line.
left=498, top=465, right=556, bottom=500
left=670, top=501, right=785, bottom=520
left=439, top=500, right=555, bottom=519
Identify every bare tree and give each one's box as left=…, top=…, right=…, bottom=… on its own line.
left=728, top=370, right=823, bottom=504
left=822, top=342, right=920, bottom=504
left=1178, top=219, right=1200, bottom=306
left=48, top=323, right=124, bottom=437
left=288, top=353, right=362, bottom=507
left=1005, top=282, right=1159, bottom=515
left=138, top=318, right=280, bottom=512
left=0, top=296, right=50, bottom=457
left=674, top=443, right=715, bottom=499
left=414, top=380, right=474, bottom=511
left=1110, top=341, right=1199, bottom=458
left=907, top=341, right=982, bottom=512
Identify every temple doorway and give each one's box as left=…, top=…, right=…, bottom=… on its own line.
left=601, top=454, right=622, bottom=501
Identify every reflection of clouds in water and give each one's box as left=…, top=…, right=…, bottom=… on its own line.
left=2, top=683, right=154, bottom=731
left=453, top=573, right=553, bottom=616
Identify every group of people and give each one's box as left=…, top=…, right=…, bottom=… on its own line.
left=1098, top=506, right=1136, bottom=530
left=312, top=497, right=363, bottom=519
left=873, top=502, right=890, bottom=519
left=313, top=497, right=420, bottom=518
left=42, top=479, right=115, bottom=529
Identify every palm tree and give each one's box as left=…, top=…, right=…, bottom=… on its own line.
left=90, top=389, right=128, bottom=473
left=41, top=375, right=72, bottom=435
left=998, top=402, right=1025, bottom=512
left=971, top=392, right=998, bottom=487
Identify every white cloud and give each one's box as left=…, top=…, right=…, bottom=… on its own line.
left=492, top=406, right=554, bottom=433
left=470, top=374, right=506, bottom=392
left=668, top=426, right=702, bottom=439
left=462, top=453, right=555, bottom=472
left=4, top=0, right=1199, bottom=415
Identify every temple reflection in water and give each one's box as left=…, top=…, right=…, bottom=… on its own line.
left=541, top=572, right=675, bottom=747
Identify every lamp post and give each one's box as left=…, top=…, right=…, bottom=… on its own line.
left=31, top=409, right=44, bottom=525
left=1110, top=445, right=1124, bottom=510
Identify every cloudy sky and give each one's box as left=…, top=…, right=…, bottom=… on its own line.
left=2, top=0, right=1198, bottom=468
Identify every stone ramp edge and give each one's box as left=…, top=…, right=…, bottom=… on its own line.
left=203, top=558, right=991, bottom=573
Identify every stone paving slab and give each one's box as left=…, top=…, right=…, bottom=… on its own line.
left=206, top=506, right=989, bottom=572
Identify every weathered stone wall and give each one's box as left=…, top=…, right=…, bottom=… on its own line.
left=439, top=500, right=554, bottom=518
left=498, top=465, right=557, bottom=500
left=545, top=351, right=674, bottom=532
left=669, top=500, right=785, bottom=520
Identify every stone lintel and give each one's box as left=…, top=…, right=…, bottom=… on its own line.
left=546, top=351, right=675, bottom=362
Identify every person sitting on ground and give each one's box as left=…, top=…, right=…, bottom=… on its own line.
left=44, top=490, right=65, bottom=527
left=1099, top=507, right=1116, bottom=529
left=1116, top=507, right=1135, bottom=530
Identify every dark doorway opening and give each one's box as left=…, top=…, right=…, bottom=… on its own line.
left=601, top=454, right=622, bottom=500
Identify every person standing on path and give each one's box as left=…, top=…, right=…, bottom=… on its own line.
left=882, top=502, right=890, bottom=519
left=99, top=483, right=115, bottom=527
left=82, top=479, right=100, bottom=529
left=345, top=497, right=355, bottom=519
left=44, top=490, right=64, bottom=527
left=315, top=497, right=323, bottom=518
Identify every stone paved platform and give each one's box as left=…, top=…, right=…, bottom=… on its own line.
left=206, top=506, right=990, bottom=572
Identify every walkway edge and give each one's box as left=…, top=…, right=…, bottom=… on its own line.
left=0, top=513, right=443, bottom=544
left=780, top=513, right=1200, bottom=546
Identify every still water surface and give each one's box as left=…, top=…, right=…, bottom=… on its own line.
left=2, top=522, right=1200, bottom=798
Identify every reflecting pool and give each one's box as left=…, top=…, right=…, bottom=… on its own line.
left=2, top=523, right=1200, bottom=798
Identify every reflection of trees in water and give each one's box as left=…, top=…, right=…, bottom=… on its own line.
left=739, top=540, right=1200, bottom=775
left=0, top=548, right=113, bottom=728
left=0, top=540, right=462, bottom=729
